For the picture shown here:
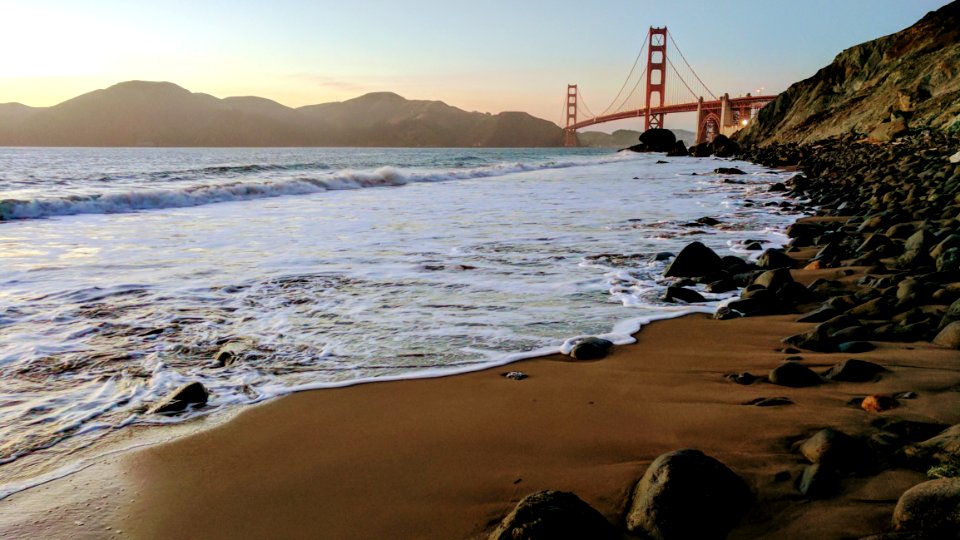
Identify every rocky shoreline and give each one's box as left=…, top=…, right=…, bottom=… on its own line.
left=489, top=132, right=960, bottom=539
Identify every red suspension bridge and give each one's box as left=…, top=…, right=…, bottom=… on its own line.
left=563, top=26, right=777, bottom=147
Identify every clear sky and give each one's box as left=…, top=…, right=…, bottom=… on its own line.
left=0, top=0, right=952, bottom=131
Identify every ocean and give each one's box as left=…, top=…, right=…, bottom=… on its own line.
left=0, top=146, right=799, bottom=497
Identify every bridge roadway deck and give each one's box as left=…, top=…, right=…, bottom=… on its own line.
left=567, top=95, right=777, bottom=131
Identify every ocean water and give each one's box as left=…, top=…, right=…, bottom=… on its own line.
left=0, top=146, right=799, bottom=496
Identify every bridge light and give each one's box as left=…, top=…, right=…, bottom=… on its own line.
left=741, top=119, right=749, bottom=126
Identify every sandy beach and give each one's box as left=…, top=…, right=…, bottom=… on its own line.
left=3, top=261, right=958, bottom=539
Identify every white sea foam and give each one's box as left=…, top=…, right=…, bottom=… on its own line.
left=0, top=154, right=636, bottom=221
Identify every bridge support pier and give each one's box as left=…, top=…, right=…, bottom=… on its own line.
left=564, top=84, right=578, bottom=147
left=644, top=27, right=668, bottom=131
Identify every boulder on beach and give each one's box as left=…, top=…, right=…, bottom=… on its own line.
left=799, top=428, right=863, bottom=469
left=638, top=128, right=677, bottom=153
left=769, top=361, right=823, bottom=387
left=797, top=463, right=840, bottom=499
left=626, top=449, right=752, bottom=539
left=902, top=424, right=960, bottom=469
left=666, top=140, right=689, bottom=156
left=892, top=478, right=960, bottom=536
left=150, top=381, right=209, bottom=415
left=757, top=248, right=796, bottom=269
left=822, top=359, right=886, bottom=382
left=488, top=490, right=617, bottom=540
left=569, top=337, right=613, bottom=360
left=664, top=286, right=706, bottom=303
left=933, top=321, right=960, bottom=349
left=663, top=241, right=724, bottom=278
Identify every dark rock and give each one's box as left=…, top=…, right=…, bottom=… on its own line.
left=651, top=251, right=675, bottom=262
left=695, top=216, right=722, bottom=226
left=690, top=142, right=711, bottom=157
left=858, top=233, right=894, bottom=253
left=892, top=479, right=960, bottom=537
left=706, top=279, right=737, bottom=294
left=799, top=428, right=862, bottom=470
left=213, top=342, right=245, bottom=367
left=711, top=135, right=741, bottom=158
left=940, top=298, right=960, bottom=330
left=847, top=297, right=895, bottom=318
left=714, top=167, right=746, bottom=175
left=822, top=359, right=886, bottom=382
left=569, top=337, right=614, bottom=360
left=797, top=463, right=840, bottom=499
left=150, top=382, right=209, bottom=415
left=902, top=424, right=960, bottom=469
left=488, top=490, right=617, bottom=540
left=837, top=341, right=876, bottom=353
left=664, top=286, right=706, bottom=303
left=625, top=449, right=752, bottom=539
left=768, top=182, right=788, bottom=192
left=757, top=249, right=796, bottom=270
left=782, top=330, right=837, bottom=353
left=769, top=362, right=822, bottom=387
left=666, top=140, right=689, bottom=157
left=936, top=247, right=960, bottom=273
left=726, top=372, right=759, bottom=385
left=930, top=234, right=960, bottom=260
left=752, top=268, right=795, bottom=292
left=663, top=241, right=724, bottom=278
left=639, top=128, right=677, bottom=153
left=933, top=321, right=960, bottom=349
left=898, top=229, right=937, bottom=269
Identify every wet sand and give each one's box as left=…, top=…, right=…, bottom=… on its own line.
left=2, top=294, right=958, bottom=539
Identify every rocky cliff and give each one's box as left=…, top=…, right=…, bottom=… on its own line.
left=0, top=82, right=565, bottom=147
left=738, top=1, right=960, bottom=146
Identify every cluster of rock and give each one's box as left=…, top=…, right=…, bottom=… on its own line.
left=735, top=131, right=960, bottom=351
left=488, top=131, right=960, bottom=538
left=490, top=449, right=752, bottom=540
left=622, top=128, right=742, bottom=158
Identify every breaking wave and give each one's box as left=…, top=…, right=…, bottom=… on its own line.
left=0, top=157, right=626, bottom=221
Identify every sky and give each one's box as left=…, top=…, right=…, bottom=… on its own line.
left=0, top=0, right=952, bottom=131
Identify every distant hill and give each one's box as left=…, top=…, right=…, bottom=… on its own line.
left=578, top=128, right=697, bottom=148
left=0, top=81, right=565, bottom=147
left=738, top=1, right=960, bottom=145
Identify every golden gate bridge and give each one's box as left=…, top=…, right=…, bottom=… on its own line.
left=563, top=26, right=777, bottom=147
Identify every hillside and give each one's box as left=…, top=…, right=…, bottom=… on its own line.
left=738, top=1, right=960, bottom=146
left=0, top=82, right=564, bottom=147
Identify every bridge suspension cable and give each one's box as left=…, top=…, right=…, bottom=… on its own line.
left=595, top=38, right=649, bottom=117
left=577, top=89, right=598, bottom=119
left=611, top=65, right=647, bottom=114
left=666, top=57, right=700, bottom=102
left=667, top=32, right=717, bottom=100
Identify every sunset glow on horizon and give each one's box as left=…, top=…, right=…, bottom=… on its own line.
left=0, top=0, right=950, bottom=129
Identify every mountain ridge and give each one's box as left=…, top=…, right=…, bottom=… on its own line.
left=0, top=81, right=565, bottom=147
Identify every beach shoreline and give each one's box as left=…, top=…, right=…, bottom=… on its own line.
left=3, top=266, right=958, bottom=538
left=3, top=134, right=960, bottom=539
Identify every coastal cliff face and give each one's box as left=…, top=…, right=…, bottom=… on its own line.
left=738, top=1, right=960, bottom=146
left=0, top=82, right=565, bottom=147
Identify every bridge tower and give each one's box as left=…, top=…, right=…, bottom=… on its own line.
left=564, top=84, right=578, bottom=147
left=644, top=26, right=668, bottom=131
